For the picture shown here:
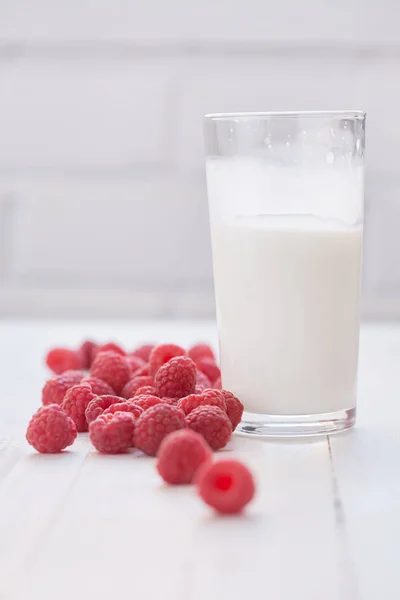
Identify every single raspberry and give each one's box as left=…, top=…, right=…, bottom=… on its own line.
left=134, top=385, right=159, bottom=397
left=157, top=430, right=212, bottom=485
left=186, top=406, right=232, bottom=451
left=85, top=395, right=123, bottom=425
left=221, top=390, right=244, bottom=431
left=89, top=411, right=136, bottom=454
left=196, top=369, right=212, bottom=392
left=121, top=376, right=154, bottom=399
left=42, top=370, right=84, bottom=405
left=95, top=342, right=126, bottom=356
left=154, top=356, right=196, bottom=399
left=81, top=377, right=115, bottom=396
left=78, top=340, right=98, bottom=369
left=46, top=347, right=82, bottom=374
left=178, top=389, right=227, bottom=416
left=213, top=376, right=222, bottom=389
left=125, top=354, right=146, bottom=374
left=188, top=343, right=215, bottom=363
left=90, top=351, right=131, bottom=394
left=26, top=405, right=77, bottom=453
left=133, top=394, right=163, bottom=412
left=62, top=384, right=97, bottom=432
left=148, top=344, right=186, bottom=377
left=132, top=344, right=154, bottom=362
left=195, top=459, right=255, bottom=514
left=195, top=358, right=221, bottom=385
left=134, top=404, right=186, bottom=456
left=103, top=402, right=144, bottom=419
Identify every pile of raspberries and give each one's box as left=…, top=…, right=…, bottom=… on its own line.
left=26, top=341, right=255, bottom=514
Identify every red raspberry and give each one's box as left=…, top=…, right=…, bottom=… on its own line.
left=157, top=430, right=212, bottom=485
left=196, top=358, right=221, bottom=385
left=42, top=370, right=84, bottom=406
left=133, top=394, right=163, bottom=412
left=26, top=405, right=77, bottom=453
left=89, top=412, right=136, bottom=454
left=90, top=351, right=131, bottom=395
left=186, top=406, right=232, bottom=451
left=132, top=344, right=154, bottom=362
left=95, top=342, right=126, bottom=356
left=62, top=384, right=97, bottom=432
left=221, top=390, right=244, bottom=431
left=103, top=402, right=144, bottom=420
left=213, top=376, right=222, bottom=389
left=178, top=389, right=227, bottom=416
left=148, top=344, right=186, bottom=377
left=134, top=385, right=159, bottom=397
left=78, top=340, right=98, bottom=369
left=134, top=404, right=186, bottom=456
left=188, top=343, right=215, bottom=363
left=134, top=364, right=150, bottom=377
left=154, top=356, right=196, bottom=399
left=46, top=347, right=82, bottom=374
left=125, top=354, right=146, bottom=374
left=195, top=459, right=255, bottom=514
left=85, top=395, right=123, bottom=425
left=121, top=376, right=154, bottom=399
left=196, top=369, right=212, bottom=391
left=81, top=377, right=115, bottom=396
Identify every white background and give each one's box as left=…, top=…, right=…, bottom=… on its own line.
left=0, top=0, right=399, bottom=318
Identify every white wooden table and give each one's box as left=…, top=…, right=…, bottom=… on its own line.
left=0, top=319, right=399, bottom=600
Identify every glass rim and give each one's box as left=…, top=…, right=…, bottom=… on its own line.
left=204, top=110, right=366, bottom=121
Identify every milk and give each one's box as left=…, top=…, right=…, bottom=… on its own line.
left=207, top=160, right=363, bottom=416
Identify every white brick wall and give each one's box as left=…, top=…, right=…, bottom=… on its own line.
left=0, top=0, right=399, bottom=318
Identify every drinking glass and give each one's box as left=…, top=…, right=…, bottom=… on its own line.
left=204, top=111, right=366, bottom=437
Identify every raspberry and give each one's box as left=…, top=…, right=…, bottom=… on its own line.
left=134, top=385, right=159, bottom=397
left=78, top=340, right=98, bottom=369
left=195, top=459, right=255, bottom=514
left=90, top=351, right=131, bottom=395
left=221, top=390, right=244, bottom=431
left=154, top=356, right=196, bottom=399
left=42, top=370, right=84, bottom=405
left=81, top=377, right=115, bottom=396
left=132, top=344, right=154, bottom=362
left=89, top=412, right=136, bottom=454
left=213, top=376, right=222, bottom=389
left=195, top=358, right=221, bottom=385
left=103, top=402, right=144, bottom=420
left=121, top=376, right=154, bottom=399
left=85, top=395, right=123, bottom=425
left=133, top=394, right=162, bottom=411
left=186, top=406, right=232, bottom=451
left=95, top=342, right=126, bottom=356
left=125, top=354, right=146, bottom=374
left=157, top=430, right=212, bottom=485
left=46, top=347, right=82, bottom=374
left=26, top=405, right=77, bottom=453
left=188, top=343, right=215, bottom=363
left=178, top=389, right=227, bottom=416
left=148, top=344, right=186, bottom=377
left=62, top=384, right=97, bottom=432
left=134, top=404, right=186, bottom=456
left=196, top=369, right=212, bottom=392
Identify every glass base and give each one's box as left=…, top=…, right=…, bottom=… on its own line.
left=236, top=407, right=356, bottom=438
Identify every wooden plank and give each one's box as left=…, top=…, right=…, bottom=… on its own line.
left=10, top=435, right=348, bottom=600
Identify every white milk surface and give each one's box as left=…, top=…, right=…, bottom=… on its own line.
left=207, top=160, right=363, bottom=416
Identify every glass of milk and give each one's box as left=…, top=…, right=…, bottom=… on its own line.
left=204, top=111, right=365, bottom=437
